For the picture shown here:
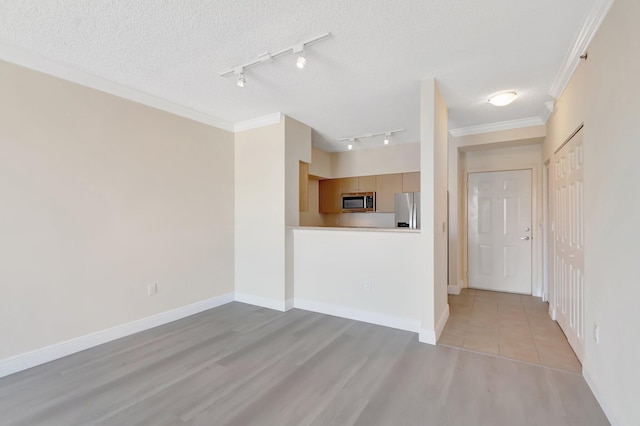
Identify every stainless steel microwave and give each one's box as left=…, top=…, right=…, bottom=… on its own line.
left=341, top=192, right=375, bottom=212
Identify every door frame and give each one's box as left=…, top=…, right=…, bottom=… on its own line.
left=462, top=166, right=540, bottom=296
left=542, top=160, right=551, bottom=304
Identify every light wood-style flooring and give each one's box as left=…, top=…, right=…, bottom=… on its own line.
left=440, top=289, right=582, bottom=372
left=0, top=302, right=607, bottom=425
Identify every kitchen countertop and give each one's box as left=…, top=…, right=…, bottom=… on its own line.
left=289, top=226, right=420, bottom=233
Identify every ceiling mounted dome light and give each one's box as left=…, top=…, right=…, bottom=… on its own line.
left=488, top=91, right=517, bottom=106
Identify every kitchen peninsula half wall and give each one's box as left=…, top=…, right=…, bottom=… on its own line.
left=292, top=226, right=422, bottom=332
left=300, top=143, right=420, bottom=228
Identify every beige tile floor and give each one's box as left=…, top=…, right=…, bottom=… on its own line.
left=439, top=288, right=582, bottom=373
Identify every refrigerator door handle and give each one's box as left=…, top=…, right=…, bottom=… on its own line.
left=412, top=203, right=417, bottom=229
left=409, top=204, right=416, bottom=229
left=409, top=201, right=414, bottom=229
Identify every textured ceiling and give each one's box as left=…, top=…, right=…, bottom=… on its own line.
left=0, top=0, right=599, bottom=151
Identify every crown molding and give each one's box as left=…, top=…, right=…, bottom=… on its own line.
left=542, top=100, right=556, bottom=122
left=548, top=0, right=615, bottom=99
left=0, top=43, right=235, bottom=132
left=233, top=112, right=283, bottom=132
left=449, top=117, right=545, bottom=137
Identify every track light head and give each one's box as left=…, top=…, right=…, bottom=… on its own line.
left=384, top=133, right=390, bottom=145
left=347, top=138, right=354, bottom=150
left=296, top=53, right=306, bottom=69
left=235, top=68, right=246, bottom=87
left=293, top=44, right=306, bottom=69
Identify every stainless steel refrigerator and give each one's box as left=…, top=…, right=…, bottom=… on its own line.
left=395, top=192, right=421, bottom=229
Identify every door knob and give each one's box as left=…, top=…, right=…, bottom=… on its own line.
left=520, top=236, right=530, bottom=241
left=524, top=227, right=530, bottom=232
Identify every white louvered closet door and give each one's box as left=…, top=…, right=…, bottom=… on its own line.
left=552, top=127, right=585, bottom=362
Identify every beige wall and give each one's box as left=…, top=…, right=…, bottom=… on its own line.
left=330, top=142, right=420, bottom=178
left=0, top=60, right=235, bottom=360
left=418, top=78, right=449, bottom=343
left=234, top=122, right=286, bottom=308
left=544, top=64, right=585, bottom=160
left=284, top=117, right=313, bottom=228
left=235, top=116, right=312, bottom=309
left=432, top=81, right=450, bottom=338
left=284, top=117, right=312, bottom=303
left=308, top=147, right=332, bottom=178
left=544, top=0, right=640, bottom=423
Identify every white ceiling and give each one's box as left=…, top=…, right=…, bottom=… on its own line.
left=0, top=0, right=602, bottom=152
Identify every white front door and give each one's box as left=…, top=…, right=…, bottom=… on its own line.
left=552, top=127, right=585, bottom=361
left=468, top=170, right=532, bottom=294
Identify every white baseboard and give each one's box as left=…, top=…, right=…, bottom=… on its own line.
left=419, top=329, right=437, bottom=345
left=0, top=292, right=234, bottom=379
left=583, top=367, right=618, bottom=426
left=234, top=292, right=287, bottom=312
left=419, top=304, right=451, bottom=346
left=447, top=284, right=461, bottom=295
left=284, top=298, right=294, bottom=311
left=294, top=298, right=420, bottom=333
left=436, top=304, right=450, bottom=341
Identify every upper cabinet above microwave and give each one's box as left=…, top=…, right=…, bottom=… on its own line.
left=341, top=176, right=376, bottom=193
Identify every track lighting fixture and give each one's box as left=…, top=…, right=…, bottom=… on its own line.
left=338, top=129, right=405, bottom=149
left=220, top=33, right=330, bottom=86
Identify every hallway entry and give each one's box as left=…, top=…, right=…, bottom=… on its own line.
left=440, top=289, right=581, bottom=372
left=467, top=169, right=532, bottom=294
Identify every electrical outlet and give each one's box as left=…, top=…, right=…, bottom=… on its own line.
left=363, top=280, right=372, bottom=292
left=593, top=323, right=599, bottom=344
left=147, top=283, right=158, bottom=296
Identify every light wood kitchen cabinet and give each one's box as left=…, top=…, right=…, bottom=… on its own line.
left=358, top=175, right=376, bottom=192
left=341, top=176, right=376, bottom=193
left=319, top=172, right=419, bottom=214
left=319, top=179, right=342, bottom=213
left=341, top=177, right=359, bottom=193
left=402, top=172, right=420, bottom=192
left=299, top=162, right=309, bottom=212
left=375, top=173, right=403, bottom=212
